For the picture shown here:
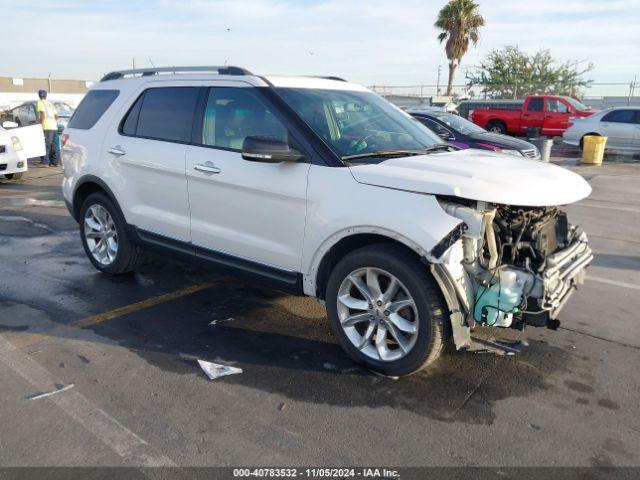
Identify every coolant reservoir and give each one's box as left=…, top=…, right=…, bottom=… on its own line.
left=473, top=270, right=524, bottom=328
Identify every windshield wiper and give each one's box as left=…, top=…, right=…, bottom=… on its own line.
left=341, top=145, right=458, bottom=161
left=421, top=143, right=459, bottom=153
left=341, top=149, right=431, bottom=161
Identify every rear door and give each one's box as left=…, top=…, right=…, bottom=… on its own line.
left=521, top=97, right=544, bottom=133
left=543, top=97, right=573, bottom=136
left=100, top=84, right=198, bottom=242
left=600, top=109, right=637, bottom=150
left=185, top=85, right=310, bottom=273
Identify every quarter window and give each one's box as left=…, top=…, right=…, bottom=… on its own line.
left=200, top=88, right=287, bottom=150
left=68, top=90, right=119, bottom=129
left=602, top=110, right=636, bottom=124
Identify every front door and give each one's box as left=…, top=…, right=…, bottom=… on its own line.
left=101, top=85, right=199, bottom=242
left=186, top=86, right=310, bottom=273
left=543, top=98, right=573, bottom=136
left=600, top=109, right=637, bottom=150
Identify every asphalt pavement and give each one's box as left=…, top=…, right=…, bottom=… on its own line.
left=0, top=159, right=639, bottom=470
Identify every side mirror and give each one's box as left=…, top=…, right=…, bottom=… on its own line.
left=2, top=121, right=19, bottom=129
left=241, top=135, right=304, bottom=163
left=438, top=132, right=454, bottom=141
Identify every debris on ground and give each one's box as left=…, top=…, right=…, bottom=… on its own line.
left=197, top=360, right=242, bottom=380
left=26, top=383, right=75, bottom=401
left=208, top=317, right=234, bottom=326
left=278, top=402, right=287, bottom=411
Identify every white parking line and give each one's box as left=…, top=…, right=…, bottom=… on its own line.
left=0, top=334, right=175, bottom=467
left=572, top=203, right=640, bottom=214
left=588, top=276, right=640, bottom=291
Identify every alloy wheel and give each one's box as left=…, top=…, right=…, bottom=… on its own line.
left=84, top=204, right=118, bottom=266
left=336, top=267, right=419, bottom=362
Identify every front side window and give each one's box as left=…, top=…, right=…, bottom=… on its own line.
left=68, top=89, right=119, bottom=129
left=200, top=88, right=287, bottom=150
left=546, top=98, right=570, bottom=114
left=134, top=87, right=199, bottom=143
left=417, top=117, right=453, bottom=139
left=602, top=109, right=636, bottom=124
left=527, top=98, right=544, bottom=112
left=276, top=88, right=441, bottom=162
left=564, top=97, right=589, bottom=112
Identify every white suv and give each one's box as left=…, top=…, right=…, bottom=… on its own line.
left=62, top=66, right=593, bottom=376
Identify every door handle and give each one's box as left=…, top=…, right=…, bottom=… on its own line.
left=194, top=163, right=221, bottom=174
left=108, top=146, right=126, bottom=156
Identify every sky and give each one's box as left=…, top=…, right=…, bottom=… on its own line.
left=2, top=0, right=639, bottom=86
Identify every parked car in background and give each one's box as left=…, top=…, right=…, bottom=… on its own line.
left=409, top=109, right=540, bottom=159
left=6, top=100, right=75, bottom=132
left=0, top=121, right=46, bottom=179
left=563, top=107, right=640, bottom=153
left=469, top=95, right=594, bottom=136
left=0, top=121, right=28, bottom=180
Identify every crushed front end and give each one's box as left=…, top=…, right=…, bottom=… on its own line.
left=431, top=197, right=593, bottom=354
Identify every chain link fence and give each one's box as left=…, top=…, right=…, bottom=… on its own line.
left=368, top=81, right=639, bottom=110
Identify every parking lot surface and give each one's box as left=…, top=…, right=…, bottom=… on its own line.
left=0, top=161, right=639, bottom=468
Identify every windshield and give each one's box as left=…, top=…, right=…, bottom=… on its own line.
left=53, top=102, right=74, bottom=116
left=563, top=97, right=589, bottom=111
left=431, top=112, right=485, bottom=134
left=275, top=88, right=442, bottom=162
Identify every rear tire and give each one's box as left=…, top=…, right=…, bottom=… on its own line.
left=486, top=121, right=507, bottom=135
left=325, top=243, right=449, bottom=377
left=79, top=192, right=142, bottom=275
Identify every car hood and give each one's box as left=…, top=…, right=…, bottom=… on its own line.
left=468, top=132, right=536, bottom=150
left=348, top=149, right=591, bottom=206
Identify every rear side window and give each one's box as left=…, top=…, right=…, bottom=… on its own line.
left=527, top=98, right=543, bottom=112
left=68, top=90, right=119, bottom=129
left=124, top=87, right=199, bottom=143
left=602, top=110, right=636, bottom=124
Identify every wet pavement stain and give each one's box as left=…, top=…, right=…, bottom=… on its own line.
left=597, top=398, right=620, bottom=410
left=564, top=380, right=595, bottom=394
left=74, top=278, right=582, bottom=425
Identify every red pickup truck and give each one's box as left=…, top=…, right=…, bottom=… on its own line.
left=469, top=95, right=594, bottom=136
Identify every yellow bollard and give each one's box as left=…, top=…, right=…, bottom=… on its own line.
left=582, top=135, right=607, bottom=165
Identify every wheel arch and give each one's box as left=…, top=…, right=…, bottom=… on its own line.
left=72, top=175, right=121, bottom=222
left=308, top=229, right=432, bottom=301
left=580, top=132, right=602, bottom=149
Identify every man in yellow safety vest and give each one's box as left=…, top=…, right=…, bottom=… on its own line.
left=37, top=89, right=59, bottom=167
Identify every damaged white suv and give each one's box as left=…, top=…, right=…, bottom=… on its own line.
left=62, top=66, right=593, bottom=376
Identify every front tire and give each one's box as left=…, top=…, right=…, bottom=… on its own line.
left=79, top=192, right=142, bottom=275
left=326, top=244, right=449, bottom=377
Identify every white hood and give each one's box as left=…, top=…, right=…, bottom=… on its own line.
left=349, top=150, right=591, bottom=206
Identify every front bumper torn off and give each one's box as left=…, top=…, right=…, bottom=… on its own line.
left=541, top=231, right=593, bottom=318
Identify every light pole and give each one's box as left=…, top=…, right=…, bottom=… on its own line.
left=436, top=65, right=442, bottom=95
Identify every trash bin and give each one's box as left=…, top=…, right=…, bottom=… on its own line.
left=540, top=138, right=553, bottom=162
left=582, top=135, right=607, bottom=165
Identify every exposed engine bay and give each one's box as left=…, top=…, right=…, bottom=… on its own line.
left=433, top=197, right=593, bottom=352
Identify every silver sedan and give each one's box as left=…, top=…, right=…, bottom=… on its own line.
left=563, top=107, right=640, bottom=153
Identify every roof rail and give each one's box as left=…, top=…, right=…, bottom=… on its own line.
left=100, top=66, right=253, bottom=82
left=311, top=76, right=348, bottom=82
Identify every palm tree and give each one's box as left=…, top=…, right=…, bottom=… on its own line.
left=435, top=0, right=485, bottom=96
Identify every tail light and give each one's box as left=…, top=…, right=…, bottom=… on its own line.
left=11, top=136, right=23, bottom=151
left=61, top=134, right=69, bottom=148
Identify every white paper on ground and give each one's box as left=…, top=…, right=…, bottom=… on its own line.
left=197, top=360, right=242, bottom=380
